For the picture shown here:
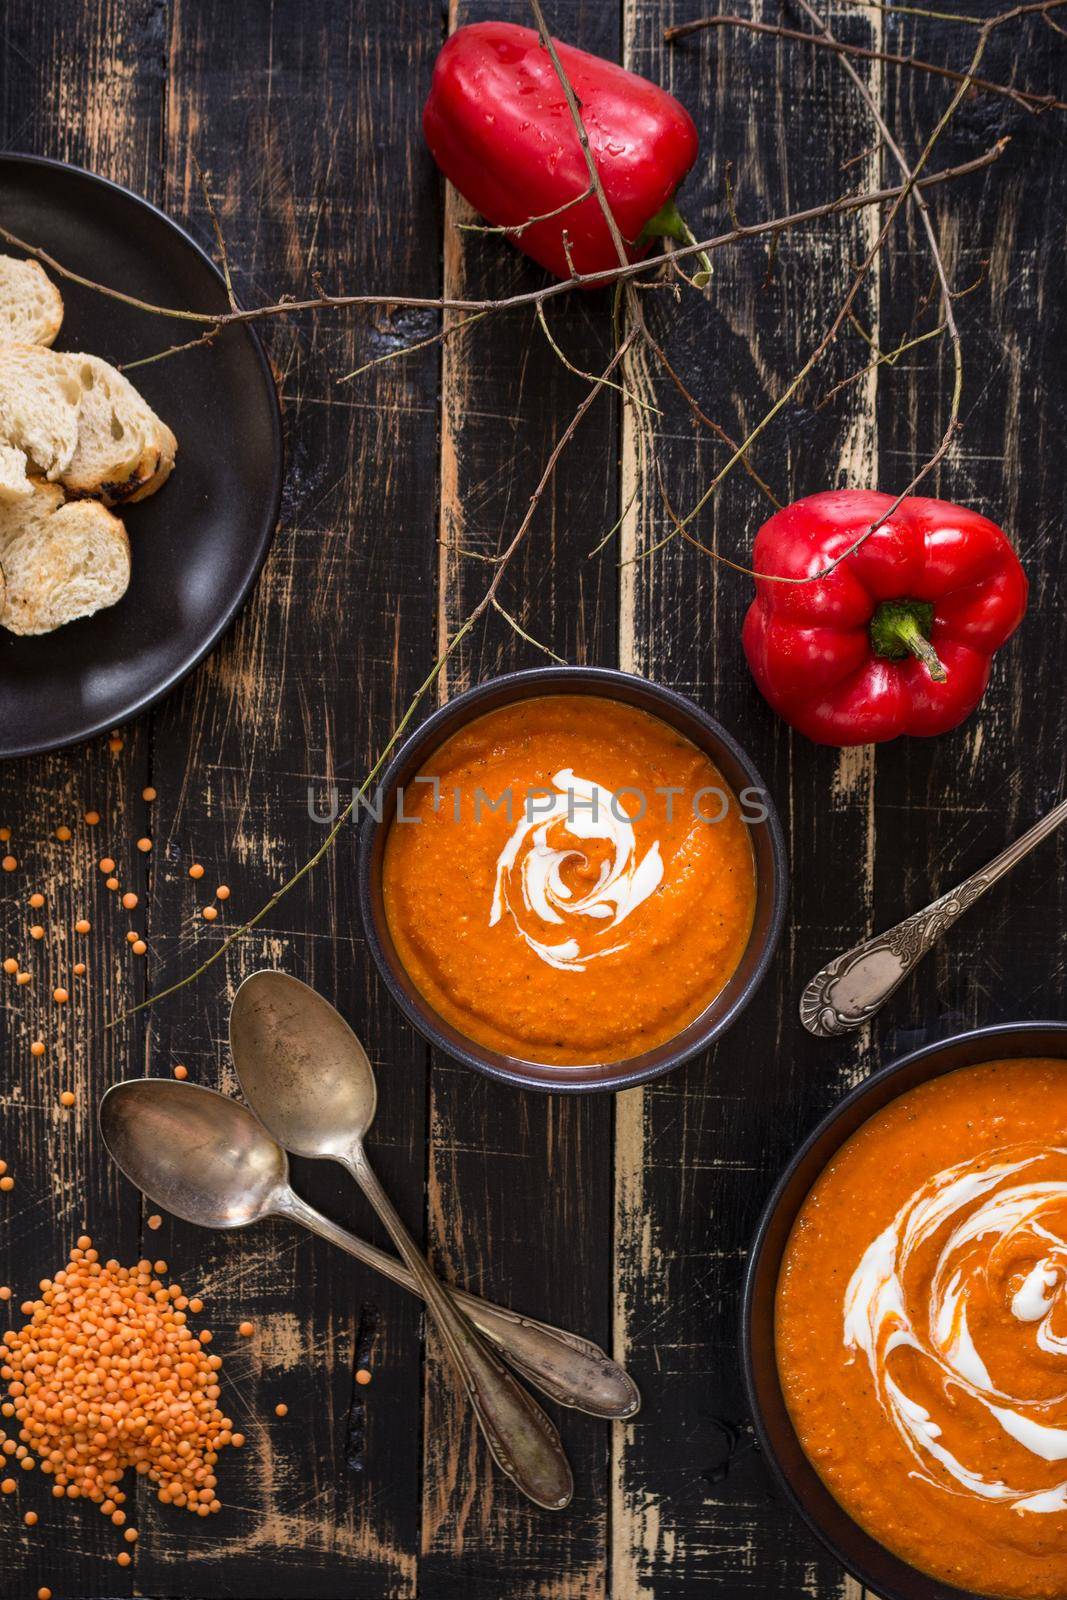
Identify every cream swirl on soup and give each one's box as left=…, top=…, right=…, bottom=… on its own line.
left=489, top=769, right=663, bottom=972
left=844, top=1143, right=1067, bottom=1513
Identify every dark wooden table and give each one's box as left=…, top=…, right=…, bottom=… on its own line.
left=1, top=3, right=1064, bottom=1596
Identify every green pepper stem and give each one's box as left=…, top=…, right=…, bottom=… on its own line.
left=641, top=200, right=713, bottom=287
left=870, top=598, right=948, bottom=683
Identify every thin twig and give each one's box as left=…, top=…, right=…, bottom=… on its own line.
left=491, top=596, right=567, bottom=663
left=645, top=13, right=997, bottom=570
left=641, top=325, right=783, bottom=508
left=112, top=332, right=636, bottom=1023
left=792, top=0, right=962, bottom=452
left=813, top=3, right=996, bottom=547
left=535, top=301, right=659, bottom=412
left=192, top=153, right=238, bottom=311
left=664, top=12, right=1067, bottom=114
left=337, top=309, right=487, bottom=384
left=118, top=328, right=220, bottom=372
left=528, top=0, right=632, bottom=270
left=817, top=321, right=946, bottom=407
left=837, top=0, right=986, bottom=21
left=457, top=183, right=594, bottom=237
left=0, top=145, right=1006, bottom=344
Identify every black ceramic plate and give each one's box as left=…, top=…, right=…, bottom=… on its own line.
left=0, top=154, right=283, bottom=758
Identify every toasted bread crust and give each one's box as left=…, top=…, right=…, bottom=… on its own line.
left=0, top=480, right=130, bottom=635
left=0, top=257, right=64, bottom=348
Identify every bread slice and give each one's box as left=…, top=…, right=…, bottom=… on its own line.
left=0, top=256, right=64, bottom=347
left=0, top=442, right=31, bottom=502
left=0, top=342, right=83, bottom=481
left=0, top=344, right=177, bottom=506
left=0, top=479, right=130, bottom=635
left=61, top=353, right=177, bottom=504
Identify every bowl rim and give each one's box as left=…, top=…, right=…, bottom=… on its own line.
left=356, top=664, right=788, bottom=1094
left=741, top=1018, right=1067, bottom=1600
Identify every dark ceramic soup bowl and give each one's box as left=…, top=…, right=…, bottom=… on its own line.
left=742, top=1020, right=1067, bottom=1600
left=357, top=666, right=788, bottom=1093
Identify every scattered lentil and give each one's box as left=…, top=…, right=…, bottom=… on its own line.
left=0, top=1288, right=10, bottom=1302
left=189, top=863, right=204, bottom=880
left=23, top=1509, right=37, bottom=1525
left=173, top=1064, right=188, bottom=1080
left=355, top=1368, right=372, bottom=1386
left=122, top=892, right=138, bottom=910
left=99, top=857, right=116, bottom=874
left=0, top=828, right=8, bottom=840
left=202, top=906, right=218, bottom=922
left=126, top=931, right=139, bottom=946
left=238, top=1321, right=254, bottom=1338
left=16, top=973, right=30, bottom=986
left=147, top=1214, right=162, bottom=1231
left=274, top=1403, right=288, bottom=1417
left=0, top=1478, right=14, bottom=1493
left=0, top=1239, right=234, bottom=1532
left=2, top=856, right=17, bottom=872
left=142, top=787, right=157, bottom=802
left=2, top=958, right=16, bottom=974
left=29, top=926, right=44, bottom=941
left=105, top=877, right=119, bottom=891
left=52, top=988, right=68, bottom=1005
left=108, top=733, right=123, bottom=753
left=216, top=885, right=231, bottom=901
left=55, top=826, right=71, bottom=842
left=136, top=838, right=152, bottom=853
left=132, top=940, right=147, bottom=957
left=30, top=1042, right=45, bottom=1058
left=73, top=963, right=86, bottom=977
left=0, top=1178, right=14, bottom=1193
left=117, top=1551, right=131, bottom=1566
left=84, top=810, right=100, bottom=826
left=28, top=893, right=44, bottom=909
left=59, top=1092, right=75, bottom=1109
left=75, top=919, right=90, bottom=934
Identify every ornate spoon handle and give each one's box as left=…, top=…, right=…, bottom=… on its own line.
left=277, top=1187, right=638, bottom=1418
left=346, top=1144, right=573, bottom=1509
left=801, top=796, right=1067, bottom=1038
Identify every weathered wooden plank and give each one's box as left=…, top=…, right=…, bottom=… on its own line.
left=613, top=1, right=889, bottom=1593
left=132, top=3, right=443, bottom=1596
left=0, top=3, right=1063, bottom=1597
left=0, top=4, right=163, bottom=1597
left=871, top=4, right=1067, bottom=1074
left=421, top=3, right=619, bottom=1594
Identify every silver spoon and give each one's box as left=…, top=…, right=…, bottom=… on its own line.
left=801, top=795, right=1067, bottom=1037
left=98, top=1077, right=635, bottom=1420
left=99, top=1078, right=578, bottom=1507
left=225, top=972, right=575, bottom=1508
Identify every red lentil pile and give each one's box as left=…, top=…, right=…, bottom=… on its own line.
left=0, top=1237, right=239, bottom=1538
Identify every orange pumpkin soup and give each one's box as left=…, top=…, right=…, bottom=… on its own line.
left=381, top=695, right=757, bottom=1066
left=776, top=1058, right=1067, bottom=1600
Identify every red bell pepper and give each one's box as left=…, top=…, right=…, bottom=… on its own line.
left=741, top=491, right=1028, bottom=746
left=423, top=22, right=701, bottom=283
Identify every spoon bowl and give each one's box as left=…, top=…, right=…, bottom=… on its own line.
left=230, top=969, right=377, bottom=1158
left=99, top=1077, right=289, bottom=1229
left=229, top=968, right=575, bottom=1508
